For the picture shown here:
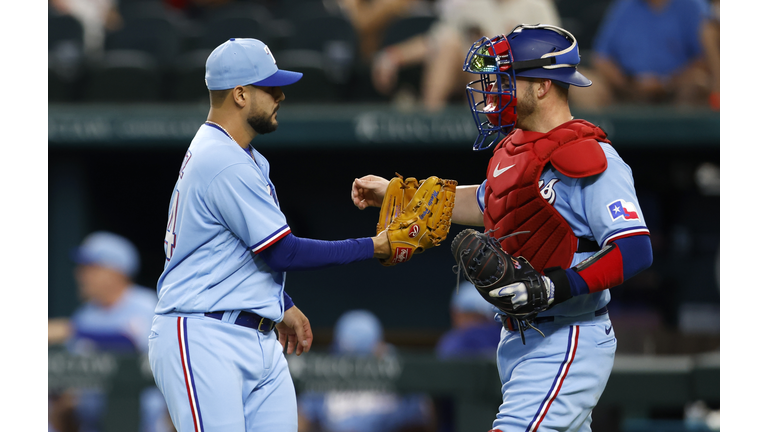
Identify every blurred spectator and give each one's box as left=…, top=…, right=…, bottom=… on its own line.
left=570, top=0, right=712, bottom=109
left=372, top=0, right=560, bottom=111
left=435, top=281, right=500, bottom=360
left=164, top=0, right=234, bottom=20
left=49, top=0, right=123, bottom=58
left=48, top=231, right=172, bottom=432
left=700, top=0, right=719, bottom=110
left=337, top=0, right=427, bottom=61
left=298, top=310, right=435, bottom=432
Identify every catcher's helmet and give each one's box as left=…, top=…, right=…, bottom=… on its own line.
left=463, top=24, right=591, bottom=150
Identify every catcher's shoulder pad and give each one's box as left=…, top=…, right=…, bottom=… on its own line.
left=548, top=121, right=609, bottom=178
left=550, top=138, right=606, bottom=178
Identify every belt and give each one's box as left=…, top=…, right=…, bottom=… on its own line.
left=204, top=311, right=276, bottom=334
left=503, top=306, right=608, bottom=332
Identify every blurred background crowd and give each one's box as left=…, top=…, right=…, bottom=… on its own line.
left=48, top=0, right=720, bottom=431
left=48, top=0, right=719, bottom=110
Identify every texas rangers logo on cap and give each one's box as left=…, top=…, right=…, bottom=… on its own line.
left=607, top=199, right=639, bottom=221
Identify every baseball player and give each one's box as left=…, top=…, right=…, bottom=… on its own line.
left=48, top=231, right=172, bottom=432
left=148, top=38, right=393, bottom=432
left=297, top=310, right=434, bottom=432
left=435, top=280, right=501, bottom=360
left=352, top=24, right=653, bottom=431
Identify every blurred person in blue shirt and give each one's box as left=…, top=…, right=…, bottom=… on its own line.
left=48, top=231, right=172, bottom=432
left=298, top=310, right=435, bottom=432
left=570, top=0, right=713, bottom=108
left=435, top=281, right=501, bottom=360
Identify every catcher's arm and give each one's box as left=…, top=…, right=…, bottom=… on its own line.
left=453, top=185, right=484, bottom=227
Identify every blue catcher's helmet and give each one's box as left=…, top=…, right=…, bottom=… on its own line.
left=463, top=24, right=591, bottom=150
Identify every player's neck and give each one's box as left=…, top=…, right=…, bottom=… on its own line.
left=206, top=112, right=253, bottom=149
left=525, top=104, right=574, bottom=134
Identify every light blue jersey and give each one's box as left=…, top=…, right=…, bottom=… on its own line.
left=477, top=143, right=649, bottom=317
left=70, top=285, right=158, bottom=353
left=157, top=124, right=290, bottom=321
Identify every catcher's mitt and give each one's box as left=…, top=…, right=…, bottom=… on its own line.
left=450, top=228, right=555, bottom=318
left=378, top=174, right=457, bottom=266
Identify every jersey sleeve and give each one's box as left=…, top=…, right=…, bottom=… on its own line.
left=477, top=180, right=487, bottom=214
left=205, top=163, right=290, bottom=254
left=581, top=146, right=650, bottom=247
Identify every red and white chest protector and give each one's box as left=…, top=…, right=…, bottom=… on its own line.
left=484, top=120, right=611, bottom=272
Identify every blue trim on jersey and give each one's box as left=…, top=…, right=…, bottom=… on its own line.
left=204, top=122, right=231, bottom=140
left=283, top=291, right=294, bottom=310
left=564, top=268, right=590, bottom=297
left=612, top=235, right=653, bottom=281
left=260, top=233, right=373, bottom=272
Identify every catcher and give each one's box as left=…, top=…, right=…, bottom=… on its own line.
left=352, top=24, right=653, bottom=432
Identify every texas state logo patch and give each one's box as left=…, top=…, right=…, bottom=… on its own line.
left=607, top=199, right=639, bottom=221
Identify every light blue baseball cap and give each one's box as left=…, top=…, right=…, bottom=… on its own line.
left=71, top=231, right=140, bottom=278
left=452, top=281, right=495, bottom=317
left=205, top=38, right=303, bottom=90
left=333, top=310, right=383, bottom=356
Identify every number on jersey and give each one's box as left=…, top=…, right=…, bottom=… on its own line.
left=164, top=190, right=180, bottom=261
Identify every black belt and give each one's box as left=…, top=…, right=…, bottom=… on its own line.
left=204, top=311, right=276, bottom=334
left=503, top=306, right=608, bottom=332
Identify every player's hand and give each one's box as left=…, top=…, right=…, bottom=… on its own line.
left=371, top=230, right=391, bottom=260
left=277, top=305, right=313, bottom=356
left=351, top=175, right=388, bottom=210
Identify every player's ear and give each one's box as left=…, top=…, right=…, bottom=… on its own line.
left=232, top=85, right=248, bottom=108
left=537, top=79, right=553, bottom=98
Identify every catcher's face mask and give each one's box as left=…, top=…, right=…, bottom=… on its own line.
left=464, top=34, right=518, bottom=151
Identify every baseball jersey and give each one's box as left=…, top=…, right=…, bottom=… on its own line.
left=477, top=142, right=649, bottom=317
left=593, top=0, right=708, bottom=77
left=156, top=124, right=289, bottom=321
left=69, top=285, right=158, bottom=353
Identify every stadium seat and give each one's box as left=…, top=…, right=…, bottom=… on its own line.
left=105, top=16, right=181, bottom=66
left=49, top=64, right=75, bottom=103
left=381, top=15, right=436, bottom=47
left=83, top=50, right=163, bottom=102
left=274, top=50, right=340, bottom=103
left=48, top=13, right=84, bottom=52
left=199, top=16, right=274, bottom=50
left=171, top=49, right=210, bottom=103
left=268, top=0, right=339, bottom=21
left=282, top=15, right=356, bottom=54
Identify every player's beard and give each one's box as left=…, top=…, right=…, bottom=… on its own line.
left=514, top=83, right=536, bottom=130
left=248, top=109, right=278, bottom=135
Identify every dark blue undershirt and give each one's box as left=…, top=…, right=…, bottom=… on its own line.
left=261, top=233, right=374, bottom=272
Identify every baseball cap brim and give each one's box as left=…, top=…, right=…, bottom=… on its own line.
left=516, top=67, right=592, bottom=87
left=251, top=69, right=303, bottom=87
